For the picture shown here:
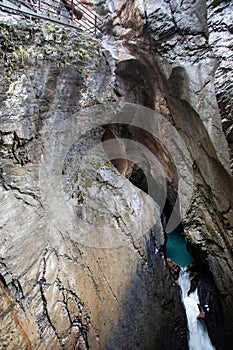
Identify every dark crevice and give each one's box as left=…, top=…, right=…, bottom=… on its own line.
left=188, top=245, right=225, bottom=348
left=0, top=273, right=8, bottom=288
left=101, top=123, right=179, bottom=222
left=128, top=165, right=148, bottom=194
left=101, top=121, right=196, bottom=275
left=37, top=255, right=64, bottom=347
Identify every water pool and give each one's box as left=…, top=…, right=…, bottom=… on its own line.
left=166, top=230, right=193, bottom=267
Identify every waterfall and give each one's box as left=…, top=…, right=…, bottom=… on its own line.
left=179, top=269, right=216, bottom=350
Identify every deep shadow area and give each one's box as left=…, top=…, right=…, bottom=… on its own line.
left=101, top=123, right=179, bottom=224
left=129, top=164, right=148, bottom=194
left=105, top=56, right=230, bottom=348
left=105, top=228, right=188, bottom=350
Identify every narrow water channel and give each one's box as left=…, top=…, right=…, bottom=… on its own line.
left=179, top=270, right=216, bottom=350
left=166, top=229, right=193, bottom=267
left=166, top=229, right=215, bottom=350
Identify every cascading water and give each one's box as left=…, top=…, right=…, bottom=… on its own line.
left=179, top=269, right=216, bottom=350
left=166, top=229, right=216, bottom=349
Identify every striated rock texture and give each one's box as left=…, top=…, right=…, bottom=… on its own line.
left=207, top=0, right=233, bottom=172
left=94, top=0, right=233, bottom=349
left=0, top=9, right=187, bottom=350
left=0, top=1, right=233, bottom=350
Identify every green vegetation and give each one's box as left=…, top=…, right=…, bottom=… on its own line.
left=84, top=177, right=92, bottom=187
left=90, top=160, right=101, bottom=170
left=76, top=47, right=89, bottom=63
left=12, top=47, right=30, bottom=64
left=0, top=23, right=32, bottom=86
left=77, top=191, right=84, bottom=204
left=0, top=20, right=101, bottom=87
left=0, top=24, right=11, bottom=50
left=46, top=23, right=60, bottom=33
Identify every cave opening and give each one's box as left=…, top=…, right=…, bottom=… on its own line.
left=129, top=164, right=193, bottom=268
left=111, top=55, right=223, bottom=347
left=122, top=149, right=219, bottom=347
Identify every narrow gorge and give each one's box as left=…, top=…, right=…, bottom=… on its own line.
left=0, top=1, right=232, bottom=349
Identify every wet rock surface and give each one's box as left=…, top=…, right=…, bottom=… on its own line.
left=93, top=0, right=233, bottom=348
left=198, top=274, right=224, bottom=349
left=0, top=0, right=233, bottom=349
left=166, top=257, right=180, bottom=280
left=0, top=14, right=188, bottom=350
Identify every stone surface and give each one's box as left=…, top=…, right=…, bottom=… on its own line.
left=0, top=15, right=188, bottom=350
left=207, top=0, right=233, bottom=173
left=0, top=0, right=233, bottom=349
left=93, top=0, right=233, bottom=348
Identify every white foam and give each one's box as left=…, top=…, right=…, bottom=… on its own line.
left=179, top=269, right=216, bottom=350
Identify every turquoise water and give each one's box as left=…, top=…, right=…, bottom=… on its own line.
left=166, top=230, right=193, bottom=267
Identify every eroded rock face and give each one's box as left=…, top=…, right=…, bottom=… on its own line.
left=0, top=15, right=188, bottom=350
left=0, top=0, right=232, bottom=349
left=92, top=0, right=233, bottom=348
left=207, top=0, right=233, bottom=172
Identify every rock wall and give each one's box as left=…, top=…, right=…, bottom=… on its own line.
left=207, top=0, right=233, bottom=172
left=93, top=0, right=233, bottom=348
left=0, top=9, right=188, bottom=350
left=0, top=0, right=232, bottom=349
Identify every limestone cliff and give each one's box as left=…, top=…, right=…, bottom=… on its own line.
left=0, top=7, right=187, bottom=350
left=92, top=0, right=233, bottom=348
left=0, top=1, right=232, bottom=350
